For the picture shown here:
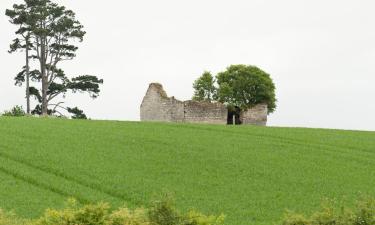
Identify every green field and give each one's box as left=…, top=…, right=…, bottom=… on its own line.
left=0, top=117, right=374, bottom=224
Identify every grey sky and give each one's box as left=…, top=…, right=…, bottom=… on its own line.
left=1, top=0, right=374, bottom=131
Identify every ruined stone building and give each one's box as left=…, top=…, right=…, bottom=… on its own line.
left=140, top=83, right=268, bottom=125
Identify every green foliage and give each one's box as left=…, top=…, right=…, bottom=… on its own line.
left=2, top=106, right=26, bottom=117
left=6, top=0, right=103, bottom=116
left=192, top=65, right=277, bottom=113
left=281, top=212, right=310, bottom=225
left=216, top=64, right=277, bottom=113
left=148, top=197, right=181, bottom=225
left=192, top=72, right=216, bottom=102
left=0, top=198, right=223, bottom=225
left=35, top=199, right=110, bottom=225
left=69, top=75, right=104, bottom=99
left=281, top=197, right=375, bottom=225
left=14, top=69, right=41, bottom=87
left=5, top=2, right=33, bottom=50
left=183, top=211, right=225, bottom=225
left=108, top=207, right=149, bottom=225
left=67, top=107, right=87, bottom=119
left=28, top=72, right=103, bottom=118
left=0, top=117, right=375, bottom=225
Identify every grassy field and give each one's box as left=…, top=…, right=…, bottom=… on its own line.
left=0, top=117, right=374, bottom=225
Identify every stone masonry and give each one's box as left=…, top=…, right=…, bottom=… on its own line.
left=183, top=100, right=228, bottom=124
left=140, top=83, right=268, bottom=125
left=140, top=83, right=185, bottom=122
left=241, top=104, right=268, bottom=126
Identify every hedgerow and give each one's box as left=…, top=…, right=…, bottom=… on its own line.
left=0, top=198, right=225, bottom=225
left=3, top=196, right=375, bottom=225
left=281, top=196, right=375, bottom=225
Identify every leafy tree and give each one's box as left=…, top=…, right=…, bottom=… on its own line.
left=192, top=71, right=216, bottom=102
left=6, top=0, right=103, bottom=118
left=216, top=65, right=276, bottom=113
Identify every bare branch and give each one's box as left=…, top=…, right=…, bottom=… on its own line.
left=48, top=101, right=65, bottom=111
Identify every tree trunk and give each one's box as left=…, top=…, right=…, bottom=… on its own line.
left=25, top=38, right=30, bottom=114
left=42, top=75, right=48, bottom=115
left=40, top=38, right=48, bottom=116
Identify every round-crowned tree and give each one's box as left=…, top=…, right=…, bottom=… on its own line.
left=216, top=65, right=276, bottom=113
left=192, top=71, right=216, bottom=102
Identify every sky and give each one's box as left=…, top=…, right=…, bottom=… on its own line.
left=1, top=0, right=374, bottom=131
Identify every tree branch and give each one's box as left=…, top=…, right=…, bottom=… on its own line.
left=48, top=101, right=66, bottom=112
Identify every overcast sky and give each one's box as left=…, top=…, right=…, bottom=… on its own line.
left=1, top=0, right=374, bottom=131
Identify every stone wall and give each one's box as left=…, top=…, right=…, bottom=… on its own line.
left=184, top=100, right=227, bottom=124
left=140, top=83, right=184, bottom=122
left=140, top=83, right=268, bottom=126
left=140, top=83, right=227, bottom=124
left=240, top=104, right=268, bottom=125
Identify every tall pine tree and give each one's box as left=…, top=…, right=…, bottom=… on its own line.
left=6, top=3, right=34, bottom=114
left=6, top=0, right=103, bottom=118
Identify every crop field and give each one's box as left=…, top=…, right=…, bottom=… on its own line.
left=0, top=117, right=374, bottom=224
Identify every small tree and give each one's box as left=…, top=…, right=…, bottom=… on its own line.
left=192, top=71, right=216, bottom=102
left=216, top=64, right=277, bottom=113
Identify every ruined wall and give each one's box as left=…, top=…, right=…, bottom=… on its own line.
left=140, top=83, right=268, bottom=126
left=240, top=104, right=268, bottom=126
left=140, top=83, right=184, bottom=122
left=140, top=83, right=227, bottom=124
left=183, top=100, right=227, bottom=124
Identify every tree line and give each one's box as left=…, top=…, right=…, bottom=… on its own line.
left=6, top=0, right=103, bottom=119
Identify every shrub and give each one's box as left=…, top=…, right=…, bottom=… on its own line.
left=183, top=210, right=225, bottom=225
left=0, top=198, right=225, bottom=225
left=147, top=196, right=225, bottom=225
left=2, top=105, right=26, bottom=117
left=281, top=196, right=375, bottom=225
left=148, top=198, right=181, bottom=225
left=108, top=207, right=150, bottom=225
left=34, top=199, right=110, bottom=225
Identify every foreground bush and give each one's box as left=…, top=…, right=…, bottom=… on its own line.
left=281, top=196, right=375, bottom=225
left=0, top=198, right=224, bottom=225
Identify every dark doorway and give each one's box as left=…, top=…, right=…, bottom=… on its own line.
left=227, top=110, right=235, bottom=125
left=227, top=107, right=242, bottom=125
